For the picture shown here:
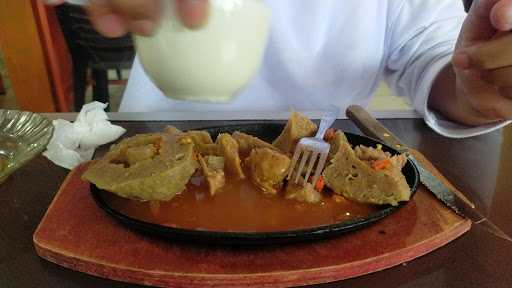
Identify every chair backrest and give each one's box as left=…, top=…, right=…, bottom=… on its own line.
left=56, top=4, right=135, bottom=70
left=462, top=0, right=472, bottom=12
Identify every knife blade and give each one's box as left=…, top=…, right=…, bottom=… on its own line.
left=346, top=105, right=512, bottom=242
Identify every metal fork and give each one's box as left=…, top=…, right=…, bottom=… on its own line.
left=287, top=105, right=340, bottom=186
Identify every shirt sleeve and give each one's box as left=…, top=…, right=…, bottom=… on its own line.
left=384, top=0, right=511, bottom=138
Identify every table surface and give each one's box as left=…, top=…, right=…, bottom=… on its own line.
left=1, top=117, right=511, bottom=288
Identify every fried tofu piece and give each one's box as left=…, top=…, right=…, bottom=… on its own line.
left=285, top=183, right=322, bottom=203
left=322, top=141, right=410, bottom=206
left=205, top=155, right=224, bottom=170
left=194, top=143, right=220, bottom=156
left=164, top=125, right=182, bottom=135
left=198, top=155, right=226, bottom=195
left=166, top=126, right=214, bottom=147
left=273, top=111, right=317, bottom=154
left=327, top=130, right=349, bottom=162
left=354, top=145, right=407, bottom=171
left=354, top=145, right=391, bottom=162
left=167, top=128, right=219, bottom=156
left=104, top=133, right=162, bottom=166
left=216, top=133, right=245, bottom=179
left=245, top=148, right=291, bottom=194
left=232, top=131, right=277, bottom=156
left=180, top=130, right=214, bottom=145
left=82, top=133, right=198, bottom=201
left=125, top=144, right=158, bottom=166
left=389, top=154, right=407, bottom=169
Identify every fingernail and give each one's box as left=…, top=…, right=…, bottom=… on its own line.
left=491, top=1, right=512, bottom=31
left=95, top=14, right=128, bottom=37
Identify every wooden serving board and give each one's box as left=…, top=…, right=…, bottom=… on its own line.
left=33, top=151, right=471, bottom=287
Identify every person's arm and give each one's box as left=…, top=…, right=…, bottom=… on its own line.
left=428, top=63, right=497, bottom=126
left=429, top=0, right=512, bottom=127
left=384, top=0, right=512, bottom=138
left=384, top=0, right=465, bottom=128
left=44, top=0, right=209, bottom=37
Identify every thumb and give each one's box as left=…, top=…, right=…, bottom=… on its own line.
left=490, top=0, right=512, bottom=31
left=462, top=0, right=501, bottom=43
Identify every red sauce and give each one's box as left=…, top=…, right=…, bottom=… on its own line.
left=101, top=177, right=379, bottom=233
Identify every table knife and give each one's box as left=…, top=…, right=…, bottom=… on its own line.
left=346, top=105, right=511, bottom=242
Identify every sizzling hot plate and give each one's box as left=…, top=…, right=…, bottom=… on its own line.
left=90, top=123, right=419, bottom=245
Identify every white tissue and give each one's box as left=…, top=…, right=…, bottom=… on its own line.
left=43, top=102, right=126, bottom=169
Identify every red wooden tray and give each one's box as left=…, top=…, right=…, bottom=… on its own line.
left=33, top=150, right=471, bottom=287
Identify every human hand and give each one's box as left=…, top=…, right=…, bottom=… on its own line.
left=44, top=0, right=209, bottom=37
left=451, top=0, right=512, bottom=124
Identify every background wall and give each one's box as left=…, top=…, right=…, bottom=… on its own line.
left=0, top=53, right=411, bottom=112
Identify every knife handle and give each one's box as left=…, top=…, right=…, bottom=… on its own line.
left=346, top=105, right=408, bottom=153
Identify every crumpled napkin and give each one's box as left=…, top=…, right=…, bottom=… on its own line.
left=43, top=102, right=126, bottom=169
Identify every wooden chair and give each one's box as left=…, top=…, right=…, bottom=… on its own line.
left=463, top=0, right=473, bottom=12
left=56, top=4, right=135, bottom=111
left=0, top=1, right=73, bottom=112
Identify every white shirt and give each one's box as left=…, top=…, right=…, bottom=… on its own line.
left=120, top=0, right=511, bottom=138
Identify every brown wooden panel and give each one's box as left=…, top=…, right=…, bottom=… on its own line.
left=0, top=76, right=4, bottom=94
left=33, top=2, right=74, bottom=112
left=0, top=0, right=56, bottom=112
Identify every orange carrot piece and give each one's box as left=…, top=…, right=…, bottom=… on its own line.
left=324, top=128, right=336, bottom=141
left=315, top=176, right=325, bottom=192
left=371, top=158, right=391, bottom=171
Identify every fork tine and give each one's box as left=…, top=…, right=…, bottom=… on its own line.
left=303, top=151, right=319, bottom=185
left=294, top=149, right=311, bottom=184
left=311, top=152, right=328, bottom=186
left=287, top=144, right=303, bottom=180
